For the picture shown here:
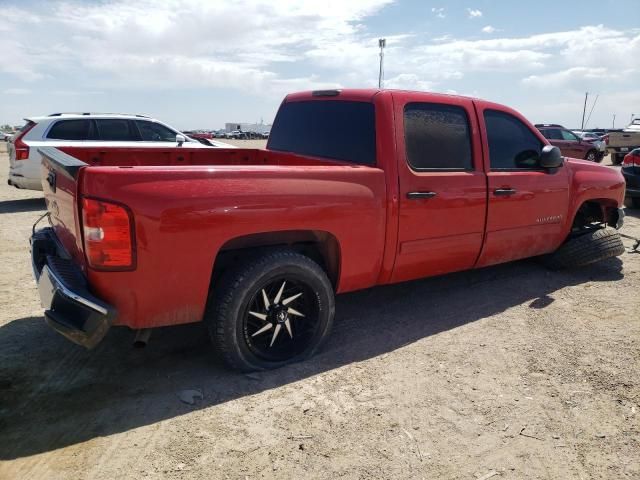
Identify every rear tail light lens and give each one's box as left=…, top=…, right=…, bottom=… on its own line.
left=82, top=198, right=135, bottom=270
left=623, top=154, right=640, bottom=167
left=14, top=122, right=35, bottom=160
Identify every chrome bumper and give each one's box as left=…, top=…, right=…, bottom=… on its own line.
left=31, top=228, right=115, bottom=349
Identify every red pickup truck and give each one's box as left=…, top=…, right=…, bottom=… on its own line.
left=31, top=89, right=626, bottom=371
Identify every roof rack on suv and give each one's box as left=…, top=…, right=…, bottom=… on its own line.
left=48, top=112, right=151, bottom=118
left=534, top=123, right=564, bottom=128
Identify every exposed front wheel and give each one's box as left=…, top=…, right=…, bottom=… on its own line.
left=543, top=227, right=625, bottom=270
left=206, top=250, right=335, bottom=371
left=585, top=150, right=597, bottom=162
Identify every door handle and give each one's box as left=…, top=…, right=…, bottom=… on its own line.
left=494, top=188, right=517, bottom=196
left=407, top=191, right=437, bottom=200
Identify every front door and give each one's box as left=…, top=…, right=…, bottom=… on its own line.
left=391, top=93, right=487, bottom=283
left=476, top=106, right=570, bottom=267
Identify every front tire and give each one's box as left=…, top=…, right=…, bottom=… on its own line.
left=206, top=250, right=335, bottom=371
left=585, top=150, right=597, bottom=162
left=543, top=227, right=625, bottom=270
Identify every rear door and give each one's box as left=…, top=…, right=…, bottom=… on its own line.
left=559, top=129, right=585, bottom=158
left=475, top=105, right=569, bottom=267
left=540, top=127, right=571, bottom=156
left=391, top=92, right=487, bottom=283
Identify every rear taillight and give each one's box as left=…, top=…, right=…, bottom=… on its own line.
left=603, top=135, right=609, bottom=145
left=14, top=122, right=35, bottom=160
left=82, top=198, right=135, bottom=270
left=623, top=154, right=640, bottom=167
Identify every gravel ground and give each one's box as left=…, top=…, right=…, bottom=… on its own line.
left=0, top=142, right=638, bottom=479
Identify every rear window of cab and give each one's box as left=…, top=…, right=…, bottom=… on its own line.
left=267, top=100, right=376, bottom=166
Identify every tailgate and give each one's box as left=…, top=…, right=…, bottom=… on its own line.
left=38, top=147, right=88, bottom=269
left=609, top=132, right=640, bottom=149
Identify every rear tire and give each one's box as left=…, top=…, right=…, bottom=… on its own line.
left=611, top=154, right=624, bottom=165
left=543, top=227, right=625, bottom=270
left=206, top=250, right=335, bottom=372
left=624, top=196, right=640, bottom=209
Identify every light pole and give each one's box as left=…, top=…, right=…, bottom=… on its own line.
left=378, top=38, right=386, bottom=88
left=580, top=92, right=588, bottom=131
left=612, top=114, right=616, bottom=129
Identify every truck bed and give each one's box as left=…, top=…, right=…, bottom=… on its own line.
left=40, top=146, right=387, bottom=330
left=56, top=146, right=340, bottom=168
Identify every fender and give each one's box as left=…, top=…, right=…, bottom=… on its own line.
left=563, top=158, right=625, bottom=236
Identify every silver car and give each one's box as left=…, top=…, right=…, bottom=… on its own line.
left=573, top=131, right=607, bottom=153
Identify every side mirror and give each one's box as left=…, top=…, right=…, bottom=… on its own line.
left=540, top=145, right=563, bottom=169
left=176, top=134, right=186, bottom=146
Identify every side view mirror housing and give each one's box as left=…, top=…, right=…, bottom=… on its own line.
left=176, top=134, right=186, bottom=146
left=540, top=145, right=563, bottom=169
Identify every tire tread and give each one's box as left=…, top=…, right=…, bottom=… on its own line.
left=206, top=250, right=333, bottom=371
left=545, top=227, right=625, bottom=269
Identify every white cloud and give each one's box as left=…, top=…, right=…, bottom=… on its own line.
left=3, top=88, right=31, bottom=95
left=0, top=2, right=638, bottom=128
left=522, top=67, right=615, bottom=88
left=0, top=0, right=394, bottom=96
left=467, top=8, right=483, bottom=18
left=384, top=73, right=434, bottom=91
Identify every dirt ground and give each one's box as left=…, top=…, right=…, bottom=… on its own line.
left=0, top=141, right=638, bottom=480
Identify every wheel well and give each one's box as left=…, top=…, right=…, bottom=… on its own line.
left=210, top=230, right=341, bottom=291
left=571, top=200, right=619, bottom=232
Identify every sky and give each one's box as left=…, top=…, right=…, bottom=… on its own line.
left=0, top=0, right=638, bottom=130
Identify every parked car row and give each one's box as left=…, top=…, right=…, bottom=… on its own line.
left=183, top=129, right=270, bottom=140
left=222, top=130, right=270, bottom=139
left=565, top=121, right=640, bottom=166
left=7, top=112, right=234, bottom=190
left=535, top=124, right=606, bottom=162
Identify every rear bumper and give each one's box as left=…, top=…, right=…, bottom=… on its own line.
left=31, top=228, right=115, bottom=348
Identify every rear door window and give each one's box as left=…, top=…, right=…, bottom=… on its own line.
left=268, top=100, right=376, bottom=165
left=404, top=102, right=473, bottom=170
left=96, top=119, right=137, bottom=141
left=560, top=130, right=579, bottom=141
left=47, top=120, right=92, bottom=140
left=540, top=128, right=562, bottom=140
left=135, top=120, right=178, bottom=142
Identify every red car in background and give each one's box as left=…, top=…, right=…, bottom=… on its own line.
left=536, top=124, right=605, bottom=162
left=183, top=131, right=213, bottom=140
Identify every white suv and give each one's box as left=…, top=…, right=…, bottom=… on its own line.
left=8, top=113, right=233, bottom=191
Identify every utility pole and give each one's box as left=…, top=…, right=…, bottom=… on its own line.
left=612, top=114, right=616, bottom=129
left=584, top=94, right=598, bottom=129
left=378, top=38, right=386, bottom=88
left=580, top=92, right=588, bottom=130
